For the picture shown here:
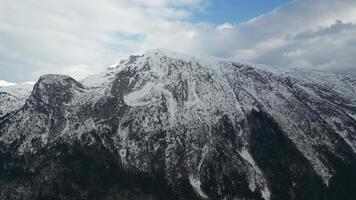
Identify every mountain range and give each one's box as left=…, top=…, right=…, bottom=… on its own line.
left=1, top=49, right=356, bottom=200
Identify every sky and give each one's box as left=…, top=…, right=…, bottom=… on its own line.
left=192, top=0, right=291, bottom=24
left=1, top=0, right=356, bottom=84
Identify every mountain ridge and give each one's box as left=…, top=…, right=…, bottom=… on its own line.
left=0, top=49, right=356, bottom=200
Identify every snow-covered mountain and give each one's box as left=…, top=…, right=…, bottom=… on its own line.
left=0, top=49, right=355, bottom=200
left=0, top=83, right=34, bottom=118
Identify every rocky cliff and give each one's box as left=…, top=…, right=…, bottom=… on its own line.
left=0, top=49, right=355, bottom=200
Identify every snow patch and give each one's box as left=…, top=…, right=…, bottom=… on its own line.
left=124, top=82, right=155, bottom=106
left=261, top=187, right=271, bottom=200
left=239, top=148, right=271, bottom=200
left=239, top=148, right=256, bottom=166
left=189, top=175, right=208, bottom=199
left=348, top=112, right=356, bottom=121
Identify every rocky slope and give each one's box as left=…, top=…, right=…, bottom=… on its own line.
left=0, top=83, right=34, bottom=118
left=0, top=49, right=356, bottom=200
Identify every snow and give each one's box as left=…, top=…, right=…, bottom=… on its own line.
left=327, top=116, right=356, bottom=153
left=124, top=82, right=155, bottom=106
left=239, top=148, right=256, bottom=166
left=349, top=112, right=356, bottom=121
left=145, top=48, right=195, bottom=62
left=189, top=175, right=208, bottom=199
left=239, top=148, right=271, bottom=200
left=261, top=187, right=271, bottom=200
left=81, top=69, right=116, bottom=89
left=0, top=82, right=34, bottom=97
left=119, top=49, right=355, bottom=185
left=0, top=83, right=34, bottom=117
left=1, top=48, right=355, bottom=199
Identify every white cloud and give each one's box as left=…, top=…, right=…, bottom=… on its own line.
left=0, top=0, right=356, bottom=83
left=0, top=0, right=209, bottom=82
left=227, top=0, right=356, bottom=73
left=216, top=23, right=234, bottom=31
left=0, top=80, right=16, bottom=87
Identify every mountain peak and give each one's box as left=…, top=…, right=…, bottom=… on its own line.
left=35, top=74, right=84, bottom=90
left=37, top=74, right=78, bottom=84
left=144, top=48, right=195, bottom=61
left=25, top=74, right=84, bottom=113
left=1, top=50, right=356, bottom=200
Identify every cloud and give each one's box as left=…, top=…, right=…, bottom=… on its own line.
left=227, top=0, right=356, bottom=73
left=283, top=49, right=304, bottom=58
left=294, top=20, right=356, bottom=40
left=0, top=80, right=16, bottom=87
left=0, top=0, right=209, bottom=82
left=216, top=23, right=234, bottom=31
left=0, top=0, right=356, bottom=83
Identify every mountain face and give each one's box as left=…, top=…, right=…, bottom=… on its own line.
left=0, top=83, right=33, bottom=118
left=0, top=49, right=356, bottom=200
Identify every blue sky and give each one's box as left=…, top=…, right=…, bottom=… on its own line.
left=193, top=0, right=291, bottom=24
left=1, top=0, right=356, bottom=83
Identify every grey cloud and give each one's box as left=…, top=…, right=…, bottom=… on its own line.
left=294, top=20, right=356, bottom=40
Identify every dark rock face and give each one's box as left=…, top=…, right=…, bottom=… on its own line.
left=247, top=110, right=327, bottom=200
left=0, top=49, right=356, bottom=200
left=27, top=74, right=84, bottom=113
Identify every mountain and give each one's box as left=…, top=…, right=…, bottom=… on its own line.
left=0, top=49, right=356, bottom=200
left=0, top=83, right=34, bottom=118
